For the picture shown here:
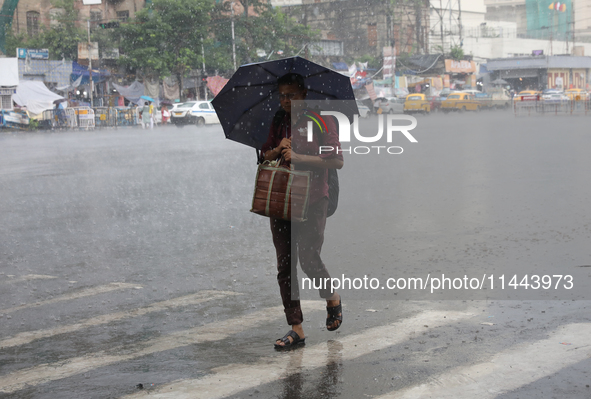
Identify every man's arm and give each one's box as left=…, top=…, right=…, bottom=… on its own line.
left=281, top=150, right=343, bottom=169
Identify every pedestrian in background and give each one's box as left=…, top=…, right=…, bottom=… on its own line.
left=161, top=105, right=170, bottom=124
left=141, top=101, right=153, bottom=129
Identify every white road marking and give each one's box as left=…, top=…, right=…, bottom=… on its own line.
left=3, top=274, right=57, bottom=284
left=121, top=310, right=476, bottom=399
left=0, top=283, right=142, bottom=315
left=378, top=323, right=591, bottom=399
left=0, top=300, right=326, bottom=394
left=0, top=290, right=239, bottom=349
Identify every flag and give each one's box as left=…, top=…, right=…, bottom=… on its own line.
left=365, top=82, right=377, bottom=101
left=348, top=63, right=357, bottom=77
left=206, top=76, right=229, bottom=97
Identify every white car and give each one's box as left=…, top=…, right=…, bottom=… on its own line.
left=170, top=101, right=220, bottom=127
left=374, top=97, right=405, bottom=114
left=356, top=101, right=370, bottom=118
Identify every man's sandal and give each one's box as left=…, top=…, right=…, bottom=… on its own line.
left=326, top=298, right=343, bottom=331
left=274, top=330, right=306, bottom=350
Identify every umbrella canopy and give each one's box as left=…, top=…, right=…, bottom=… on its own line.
left=140, top=95, right=155, bottom=102
left=212, top=56, right=358, bottom=150
left=491, top=78, right=509, bottom=85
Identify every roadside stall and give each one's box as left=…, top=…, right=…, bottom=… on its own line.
left=12, top=80, right=66, bottom=129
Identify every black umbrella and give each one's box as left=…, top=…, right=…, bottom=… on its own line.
left=212, top=56, right=358, bottom=150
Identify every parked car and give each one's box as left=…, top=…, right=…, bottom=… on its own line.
left=403, top=93, right=430, bottom=114
left=514, top=90, right=540, bottom=102
left=542, top=89, right=569, bottom=102
left=565, top=88, right=587, bottom=101
left=438, top=88, right=452, bottom=100
left=441, top=92, right=480, bottom=112
left=374, top=97, right=405, bottom=114
left=170, top=101, right=220, bottom=127
left=356, top=101, right=370, bottom=118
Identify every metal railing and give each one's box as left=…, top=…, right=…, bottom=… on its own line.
left=514, top=98, right=591, bottom=117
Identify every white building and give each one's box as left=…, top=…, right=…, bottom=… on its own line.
left=429, top=0, right=591, bottom=60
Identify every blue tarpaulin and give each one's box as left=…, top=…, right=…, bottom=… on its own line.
left=71, top=61, right=110, bottom=85
left=332, top=62, right=348, bottom=71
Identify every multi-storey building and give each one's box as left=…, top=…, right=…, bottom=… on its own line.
left=1, top=0, right=145, bottom=39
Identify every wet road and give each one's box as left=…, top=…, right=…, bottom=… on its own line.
left=1, top=113, right=591, bottom=398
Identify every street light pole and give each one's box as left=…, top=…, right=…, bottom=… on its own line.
left=87, top=20, right=94, bottom=107
left=231, top=1, right=237, bottom=71
left=202, top=38, right=207, bottom=101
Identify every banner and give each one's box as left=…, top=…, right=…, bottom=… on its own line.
left=382, top=47, right=396, bottom=79
left=365, top=82, right=377, bottom=101
left=206, top=76, right=229, bottom=97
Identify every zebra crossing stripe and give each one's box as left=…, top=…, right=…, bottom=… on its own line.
left=377, top=322, right=591, bottom=399
left=0, top=282, right=142, bottom=315
left=0, top=290, right=239, bottom=349
left=0, top=300, right=326, bottom=394
left=121, top=310, right=476, bottom=399
left=3, top=274, right=58, bottom=284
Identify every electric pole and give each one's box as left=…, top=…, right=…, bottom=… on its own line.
left=87, top=20, right=94, bottom=107
left=231, top=1, right=237, bottom=71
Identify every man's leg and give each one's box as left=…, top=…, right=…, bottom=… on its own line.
left=297, top=198, right=341, bottom=330
left=270, top=217, right=305, bottom=346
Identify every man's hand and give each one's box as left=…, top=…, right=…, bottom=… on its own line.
left=278, top=137, right=291, bottom=151
left=281, top=148, right=299, bottom=163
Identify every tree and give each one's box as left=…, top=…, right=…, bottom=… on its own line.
left=209, top=2, right=318, bottom=71
left=115, top=0, right=213, bottom=83
left=449, top=45, right=464, bottom=60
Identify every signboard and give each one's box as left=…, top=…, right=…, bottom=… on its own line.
left=17, top=48, right=49, bottom=60
left=443, top=74, right=450, bottom=88
left=470, top=75, right=477, bottom=87
left=82, top=0, right=102, bottom=4
left=78, top=42, right=99, bottom=61
left=520, top=95, right=538, bottom=101
left=444, top=59, right=477, bottom=73
left=382, top=47, right=395, bottom=79
left=3, top=111, right=30, bottom=125
left=0, top=88, right=16, bottom=96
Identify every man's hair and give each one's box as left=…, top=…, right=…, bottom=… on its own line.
left=277, top=73, right=306, bottom=90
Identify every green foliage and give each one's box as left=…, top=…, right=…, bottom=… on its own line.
left=115, top=0, right=213, bottom=79
left=28, top=118, right=39, bottom=131
left=450, top=45, right=464, bottom=60
left=209, top=2, right=318, bottom=71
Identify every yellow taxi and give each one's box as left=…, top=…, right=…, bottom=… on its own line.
left=565, top=88, right=587, bottom=101
left=513, top=90, right=541, bottom=102
left=403, top=93, right=430, bottom=114
left=441, top=92, right=480, bottom=112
